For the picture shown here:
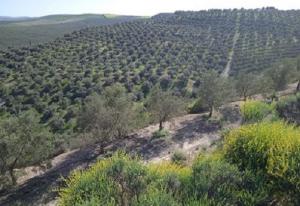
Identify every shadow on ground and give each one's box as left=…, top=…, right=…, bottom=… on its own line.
left=0, top=114, right=222, bottom=205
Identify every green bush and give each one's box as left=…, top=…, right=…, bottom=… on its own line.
left=240, top=100, right=277, bottom=123
left=147, top=162, right=191, bottom=201
left=191, top=156, right=242, bottom=204
left=59, top=152, right=185, bottom=206
left=224, top=121, right=300, bottom=203
left=190, top=155, right=270, bottom=205
left=188, top=98, right=208, bottom=114
left=185, top=198, right=212, bottom=206
left=276, top=93, right=300, bottom=125
left=171, top=151, right=187, bottom=165
left=133, top=188, right=179, bottom=206
left=152, top=129, right=169, bottom=139
left=59, top=151, right=273, bottom=205
left=59, top=152, right=145, bottom=206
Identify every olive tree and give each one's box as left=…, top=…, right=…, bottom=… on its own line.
left=0, top=111, right=53, bottom=185
left=296, top=58, right=300, bottom=92
left=197, top=70, right=233, bottom=117
left=235, top=72, right=260, bottom=101
left=78, top=84, right=134, bottom=144
left=147, top=88, right=184, bottom=131
left=266, top=62, right=293, bottom=92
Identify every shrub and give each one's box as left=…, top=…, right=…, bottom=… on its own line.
left=59, top=152, right=147, bottom=206
left=224, top=121, right=300, bottom=202
left=59, top=154, right=192, bottom=206
left=152, top=129, right=169, bottom=139
left=59, top=151, right=273, bottom=205
left=185, top=198, right=212, bottom=206
left=276, top=94, right=300, bottom=125
left=240, top=100, right=277, bottom=123
left=188, top=98, right=208, bottom=114
left=148, top=162, right=191, bottom=197
left=191, top=155, right=243, bottom=204
left=190, top=155, right=270, bottom=205
left=148, top=162, right=191, bottom=180
left=171, top=151, right=187, bottom=165
left=133, top=188, right=179, bottom=206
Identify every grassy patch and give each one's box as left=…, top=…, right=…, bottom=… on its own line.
left=152, top=129, right=169, bottom=139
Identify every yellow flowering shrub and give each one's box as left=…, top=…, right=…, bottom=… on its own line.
left=224, top=121, right=300, bottom=191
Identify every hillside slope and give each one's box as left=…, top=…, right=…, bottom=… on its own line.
left=0, top=112, right=231, bottom=206
left=0, top=8, right=300, bottom=129
left=0, top=83, right=297, bottom=206
left=0, top=14, right=140, bottom=49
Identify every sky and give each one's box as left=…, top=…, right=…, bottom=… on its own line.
left=1, top=0, right=300, bottom=17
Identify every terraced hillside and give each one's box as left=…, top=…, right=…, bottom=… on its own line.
left=0, top=8, right=300, bottom=129
left=0, top=14, right=140, bottom=49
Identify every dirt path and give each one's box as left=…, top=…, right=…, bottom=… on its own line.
left=222, top=13, right=240, bottom=77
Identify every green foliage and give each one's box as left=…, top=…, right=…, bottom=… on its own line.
left=0, top=14, right=138, bottom=49
left=265, top=65, right=292, bottom=92
left=59, top=151, right=272, bottom=206
left=133, top=188, right=179, bottom=206
left=1, top=9, right=300, bottom=131
left=59, top=152, right=142, bottom=206
left=241, top=100, right=277, bottom=123
left=171, top=151, right=187, bottom=165
left=188, top=98, right=208, bottom=114
left=235, top=72, right=261, bottom=100
left=78, top=84, right=134, bottom=141
left=59, top=152, right=181, bottom=206
left=187, top=155, right=270, bottom=205
left=0, top=110, right=54, bottom=185
left=152, top=129, right=169, bottom=139
left=276, top=93, right=300, bottom=125
left=191, top=156, right=242, bottom=204
left=197, top=70, right=233, bottom=117
left=296, top=58, right=300, bottom=92
left=224, top=121, right=300, bottom=202
left=147, top=88, right=184, bottom=130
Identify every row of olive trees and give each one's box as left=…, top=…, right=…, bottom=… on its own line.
left=77, top=84, right=184, bottom=144
left=194, top=59, right=300, bottom=118
left=77, top=61, right=298, bottom=147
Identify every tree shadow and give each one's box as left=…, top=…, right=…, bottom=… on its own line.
left=172, top=115, right=221, bottom=142
left=0, top=115, right=222, bottom=205
left=0, top=145, right=99, bottom=206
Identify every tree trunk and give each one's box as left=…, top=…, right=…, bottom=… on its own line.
left=159, top=121, right=163, bottom=131
left=9, top=168, right=16, bottom=185
left=208, top=106, right=213, bottom=118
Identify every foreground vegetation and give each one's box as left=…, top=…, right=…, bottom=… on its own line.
left=58, top=93, right=300, bottom=205
left=59, top=119, right=300, bottom=205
